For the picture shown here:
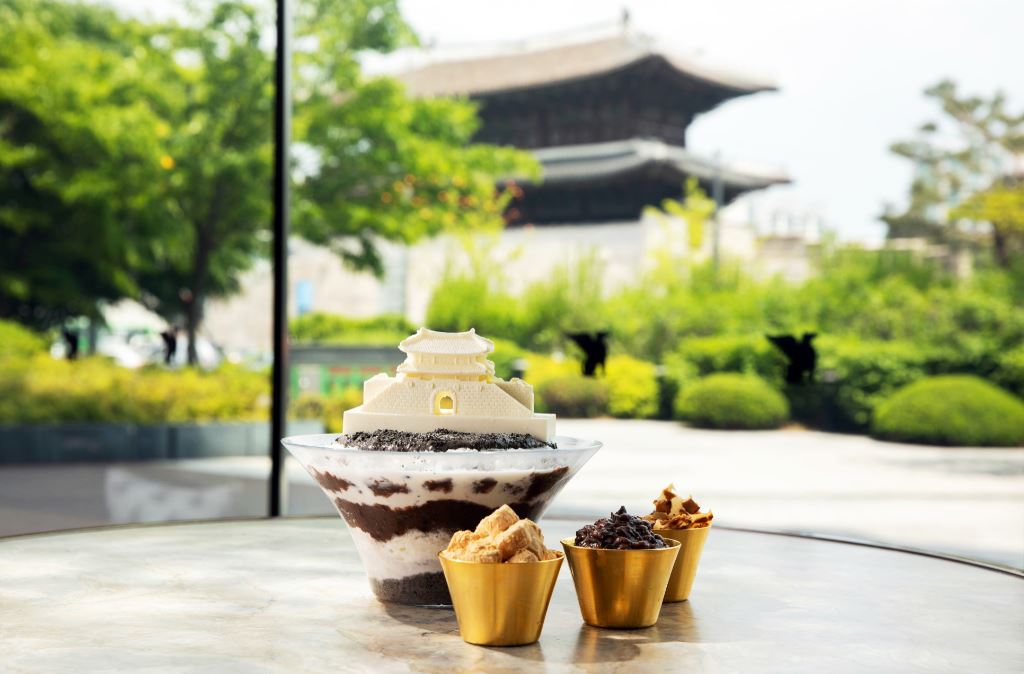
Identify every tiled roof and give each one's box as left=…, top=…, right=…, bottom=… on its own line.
left=397, top=33, right=775, bottom=99
left=399, top=328, right=494, bottom=355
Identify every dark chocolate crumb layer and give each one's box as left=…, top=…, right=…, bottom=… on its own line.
left=424, top=478, right=454, bottom=493
left=334, top=497, right=549, bottom=542
left=370, top=572, right=451, bottom=605
left=309, top=469, right=354, bottom=492
left=472, top=478, right=498, bottom=494
left=338, top=429, right=555, bottom=452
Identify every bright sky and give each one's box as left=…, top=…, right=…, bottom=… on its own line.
left=396, top=0, right=1024, bottom=243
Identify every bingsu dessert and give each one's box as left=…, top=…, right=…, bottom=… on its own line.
left=283, top=328, right=600, bottom=605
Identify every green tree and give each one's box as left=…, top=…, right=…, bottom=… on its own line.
left=134, top=2, right=274, bottom=363
left=949, top=179, right=1024, bottom=267
left=883, top=80, right=1024, bottom=267
left=1, top=0, right=537, bottom=363
left=0, top=0, right=168, bottom=329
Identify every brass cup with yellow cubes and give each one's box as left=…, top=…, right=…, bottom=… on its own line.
left=438, top=551, right=564, bottom=646
left=657, top=524, right=711, bottom=602
left=560, top=537, right=680, bottom=629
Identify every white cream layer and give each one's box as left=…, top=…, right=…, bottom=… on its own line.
left=346, top=527, right=451, bottom=581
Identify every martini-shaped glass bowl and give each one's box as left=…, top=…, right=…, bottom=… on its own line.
left=283, top=434, right=601, bottom=605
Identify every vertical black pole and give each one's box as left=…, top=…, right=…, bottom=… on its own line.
left=270, top=0, right=291, bottom=517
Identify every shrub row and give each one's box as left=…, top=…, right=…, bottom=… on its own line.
left=0, top=355, right=268, bottom=424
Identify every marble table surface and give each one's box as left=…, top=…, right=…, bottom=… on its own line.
left=1, top=517, right=1021, bottom=673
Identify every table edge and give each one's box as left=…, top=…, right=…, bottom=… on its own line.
left=3, top=514, right=1021, bottom=579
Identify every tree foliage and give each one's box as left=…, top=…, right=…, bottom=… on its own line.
left=884, top=80, right=1024, bottom=267
left=0, top=0, right=537, bottom=361
left=0, top=0, right=167, bottom=328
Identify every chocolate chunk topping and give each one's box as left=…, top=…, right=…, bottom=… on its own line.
left=338, top=429, right=555, bottom=452
left=472, top=478, right=498, bottom=494
left=574, top=506, right=668, bottom=550
left=366, top=479, right=410, bottom=497
left=424, top=478, right=454, bottom=493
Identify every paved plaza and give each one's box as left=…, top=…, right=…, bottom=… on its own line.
left=1, top=420, right=1021, bottom=568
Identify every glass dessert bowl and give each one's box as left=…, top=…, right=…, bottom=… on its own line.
left=283, top=433, right=600, bottom=605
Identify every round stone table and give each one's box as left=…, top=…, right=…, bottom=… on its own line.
left=1, top=517, right=1021, bottom=673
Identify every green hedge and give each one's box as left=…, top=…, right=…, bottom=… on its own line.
left=536, top=376, right=609, bottom=418
left=671, top=335, right=787, bottom=385
left=289, top=313, right=414, bottom=345
left=664, top=334, right=1023, bottom=432
left=872, top=376, right=1024, bottom=446
left=675, top=374, right=789, bottom=430
left=290, top=388, right=362, bottom=433
left=0, top=320, right=47, bottom=359
left=603, top=355, right=659, bottom=419
left=0, top=355, right=268, bottom=424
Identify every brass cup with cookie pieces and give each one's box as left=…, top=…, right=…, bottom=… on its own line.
left=561, top=507, right=681, bottom=629
left=658, top=525, right=711, bottom=602
left=439, top=505, right=564, bottom=646
left=644, top=486, right=714, bottom=603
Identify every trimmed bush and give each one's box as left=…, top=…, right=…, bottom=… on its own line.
left=603, top=355, right=659, bottom=419
left=993, top=343, right=1024, bottom=398
left=675, top=374, right=789, bottom=430
left=523, top=353, right=579, bottom=388
left=536, top=376, right=609, bottom=418
left=872, top=376, right=1024, bottom=447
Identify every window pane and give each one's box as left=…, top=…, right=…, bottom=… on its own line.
left=0, top=0, right=277, bottom=535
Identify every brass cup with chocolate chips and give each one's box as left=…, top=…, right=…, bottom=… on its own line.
left=562, top=507, right=681, bottom=629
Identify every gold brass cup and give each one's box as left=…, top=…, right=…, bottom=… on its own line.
left=560, top=537, right=680, bottom=629
left=438, top=551, right=564, bottom=646
left=658, top=524, right=711, bottom=602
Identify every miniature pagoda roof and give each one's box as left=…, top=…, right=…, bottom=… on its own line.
left=529, top=139, right=790, bottom=190
left=397, top=32, right=775, bottom=100
left=398, top=328, right=494, bottom=356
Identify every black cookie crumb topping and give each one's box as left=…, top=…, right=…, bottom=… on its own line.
left=338, top=429, right=556, bottom=452
left=574, top=506, right=668, bottom=550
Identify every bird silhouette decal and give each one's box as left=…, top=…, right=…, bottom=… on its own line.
left=567, top=331, right=609, bottom=377
left=767, top=333, right=817, bottom=385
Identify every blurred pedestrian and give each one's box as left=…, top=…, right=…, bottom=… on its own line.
left=62, top=329, right=79, bottom=360
left=160, top=329, right=178, bottom=366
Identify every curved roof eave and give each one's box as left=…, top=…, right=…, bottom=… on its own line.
left=397, top=34, right=776, bottom=100
left=523, top=139, right=790, bottom=191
